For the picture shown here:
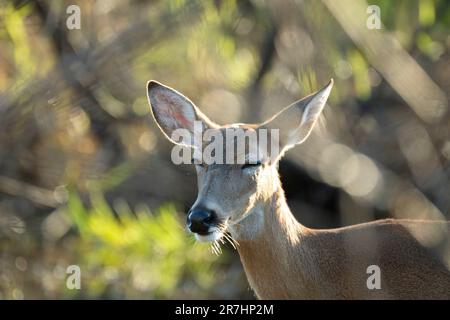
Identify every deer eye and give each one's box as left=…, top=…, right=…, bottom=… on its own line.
left=241, top=161, right=262, bottom=170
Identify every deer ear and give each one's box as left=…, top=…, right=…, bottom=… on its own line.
left=147, top=81, right=215, bottom=145
left=263, top=79, right=333, bottom=158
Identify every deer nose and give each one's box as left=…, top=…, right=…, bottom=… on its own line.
left=187, top=209, right=215, bottom=235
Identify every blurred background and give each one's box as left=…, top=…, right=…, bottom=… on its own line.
left=0, top=0, right=449, bottom=299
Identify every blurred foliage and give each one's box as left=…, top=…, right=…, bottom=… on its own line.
left=66, top=193, right=219, bottom=299
left=0, top=0, right=449, bottom=299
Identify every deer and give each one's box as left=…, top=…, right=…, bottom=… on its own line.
left=146, top=79, right=450, bottom=299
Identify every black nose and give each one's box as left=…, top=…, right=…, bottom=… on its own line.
left=187, top=209, right=215, bottom=235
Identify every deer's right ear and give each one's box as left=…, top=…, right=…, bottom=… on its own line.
left=262, top=79, right=333, bottom=161
left=147, top=81, right=214, bottom=145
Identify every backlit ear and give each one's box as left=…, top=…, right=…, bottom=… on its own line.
left=147, top=81, right=216, bottom=146
left=263, top=79, right=333, bottom=159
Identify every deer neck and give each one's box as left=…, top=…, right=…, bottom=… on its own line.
left=228, top=174, right=313, bottom=299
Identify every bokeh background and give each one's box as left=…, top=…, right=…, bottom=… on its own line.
left=0, top=0, right=449, bottom=299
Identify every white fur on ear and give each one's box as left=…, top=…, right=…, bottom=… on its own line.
left=261, top=79, right=334, bottom=162
left=147, top=81, right=198, bottom=139
left=288, top=79, right=333, bottom=146
left=147, top=81, right=218, bottom=146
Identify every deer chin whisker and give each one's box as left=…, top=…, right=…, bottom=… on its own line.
left=199, top=224, right=238, bottom=254
left=210, top=239, right=223, bottom=256
left=210, top=242, right=216, bottom=255
left=213, top=222, right=239, bottom=250
left=223, top=232, right=239, bottom=250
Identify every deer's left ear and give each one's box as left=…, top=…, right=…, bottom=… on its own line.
left=262, top=79, right=333, bottom=159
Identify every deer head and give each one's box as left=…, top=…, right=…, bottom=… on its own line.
left=147, top=80, right=333, bottom=243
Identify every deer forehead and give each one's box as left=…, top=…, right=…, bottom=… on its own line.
left=192, top=125, right=269, bottom=162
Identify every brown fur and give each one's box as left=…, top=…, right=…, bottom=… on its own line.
left=235, top=180, right=450, bottom=299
